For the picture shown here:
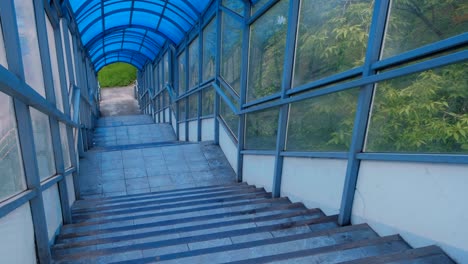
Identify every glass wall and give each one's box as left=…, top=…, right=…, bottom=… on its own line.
left=59, top=123, right=71, bottom=169
left=202, top=88, right=215, bottom=116
left=287, top=89, right=359, bottom=151
left=247, top=0, right=289, bottom=102
left=202, top=19, right=216, bottom=82
left=220, top=13, right=242, bottom=94
left=188, top=93, right=198, bottom=119
left=366, top=62, right=468, bottom=153
left=293, top=0, right=372, bottom=87
left=178, top=51, right=186, bottom=94
left=15, top=0, right=46, bottom=96
left=0, top=92, right=26, bottom=201
left=188, top=37, right=199, bottom=89
left=45, top=16, right=65, bottom=112
left=245, top=107, right=279, bottom=150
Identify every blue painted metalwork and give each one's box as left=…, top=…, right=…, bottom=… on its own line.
left=339, top=0, right=391, bottom=226
left=68, top=0, right=211, bottom=69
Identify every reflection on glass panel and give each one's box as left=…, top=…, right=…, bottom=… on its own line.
left=178, top=99, right=187, bottom=121
left=293, top=0, right=372, bottom=87
left=287, top=89, right=359, bottom=151
left=45, top=16, right=65, bottom=112
left=164, top=52, right=169, bottom=85
left=220, top=100, right=239, bottom=139
left=68, top=30, right=77, bottom=85
left=251, top=0, right=271, bottom=15
left=366, top=62, right=468, bottom=153
left=30, top=108, right=56, bottom=180
left=203, top=19, right=216, bottom=82
left=383, top=0, right=467, bottom=59
left=178, top=51, right=186, bottom=94
left=222, top=0, right=244, bottom=15
left=221, top=13, right=242, bottom=94
left=245, top=107, right=279, bottom=150
left=247, top=0, right=289, bottom=102
left=188, top=37, right=199, bottom=89
left=14, top=0, right=46, bottom=96
left=153, top=65, right=159, bottom=92
left=159, top=61, right=163, bottom=91
left=59, top=123, right=71, bottom=169
left=0, top=20, right=8, bottom=68
left=188, top=93, right=198, bottom=119
left=0, top=92, right=26, bottom=202
left=202, top=88, right=215, bottom=116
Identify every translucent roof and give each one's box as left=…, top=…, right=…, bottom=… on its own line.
left=69, top=0, right=211, bottom=71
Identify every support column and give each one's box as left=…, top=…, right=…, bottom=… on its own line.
left=338, top=0, right=391, bottom=226
left=271, top=0, right=300, bottom=198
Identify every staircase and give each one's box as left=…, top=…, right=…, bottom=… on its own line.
left=51, top=183, right=454, bottom=264
left=57, top=114, right=455, bottom=263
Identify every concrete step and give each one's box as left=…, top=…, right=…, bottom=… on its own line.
left=52, top=183, right=452, bottom=264
left=59, top=199, right=297, bottom=240
left=71, top=189, right=271, bottom=223
left=72, top=184, right=257, bottom=214
left=52, top=212, right=337, bottom=263
left=338, top=245, right=455, bottom=264
left=73, top=182, right=249, bottom=208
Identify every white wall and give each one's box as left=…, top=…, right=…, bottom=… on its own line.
left=188, top=120, right=198, bottom=142
left=281, top=157, right=348, bottom=215
left=179, top=123, right=186, bottom=141
left=219, top=124, right=238, bottom=174
left=243, top=155, right=275, bottom=192
left=201, top=118, right=214, bottom=141
left=66, top=174, right=75, bottom=206
left=0, top=203, right=37, bottom=263
left=352, top=161, right=468, bottom=263
left=42, top=184, right=63, bottom=243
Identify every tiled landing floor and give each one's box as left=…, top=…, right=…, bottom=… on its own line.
left=78, top=142, right=236, bottom=198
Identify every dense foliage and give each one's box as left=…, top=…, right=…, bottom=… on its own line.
left=98, top=62, right=137, bottom=88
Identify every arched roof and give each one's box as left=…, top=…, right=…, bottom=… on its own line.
left=69, top=0, right=211, bottom=70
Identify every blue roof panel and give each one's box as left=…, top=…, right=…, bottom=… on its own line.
left=70, top=0, right=210, bottom=69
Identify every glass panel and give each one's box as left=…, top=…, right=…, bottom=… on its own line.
left=15, top=0, right=46, bottom=96
left=245, top=107, right=279, bottom=150
left=68, top=30, right=77, bottom=85
left=45, top=16, right=65, bottom=112
left=59, top=123, right=71, bottom=169
left=30, top=108, right=56, bottom=180
left=366, top=62, right=468, bottom=153
left=202, top=19, right=216, bottom=82
left=0, top=92, right=26, bottom=202
left=178, top=98, right=187, bottom=121
left=202, top=88, right=215, bottom=116
left=178, top=51, right=186, bottom=94
left=293, top=0, right=372, bottom=87
left=221, top=13, right=242, bottom=94
left=382, top=0, right=467, bottom=59
left=164, top=52, right=169, bottom=85
left=188, top=37, right=199, bottom=89
left=222, top=0, right=244, bottom=15
left=220, top=100, right=239, bottom=138
left=287, top=89, right=359, bottom=151
left=159, top=61, right=163, bottom=91
left=188, top=93, right=198, bottom=119
left=153, top=65, right=159, bottom=92
left=0, top=19, right=8, bottom=68
left=247, top=0, right=289, bottom=102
